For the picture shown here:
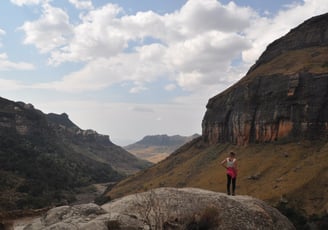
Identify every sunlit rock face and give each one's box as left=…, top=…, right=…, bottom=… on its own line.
left=202, top=13, right=328, bottom=145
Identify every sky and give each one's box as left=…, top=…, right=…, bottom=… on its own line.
left=0, top=0, right=328, bottom=146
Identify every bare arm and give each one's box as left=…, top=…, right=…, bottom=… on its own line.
left=220, top=159, right=227, bottom=169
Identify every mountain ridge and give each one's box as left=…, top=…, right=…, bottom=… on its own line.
left=124, top=134, right=200, bottom=163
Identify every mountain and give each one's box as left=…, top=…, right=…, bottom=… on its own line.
left=0, top=97, right=151, bottom=211
left=46, top=113, right=152, bottom=174
left=124, top=134, right=200, bottom=163
left=106, top=13, right=328, bottom=224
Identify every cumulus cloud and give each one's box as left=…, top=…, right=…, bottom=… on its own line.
left=49, top=4, right=125, bottom=64
left=19, top=4, right=73, bottom=53
left=166, top=0, right=253, bottom=35
left=17, top=0, right=328, bottom=97
left=22, top=0, right=253, bottom=93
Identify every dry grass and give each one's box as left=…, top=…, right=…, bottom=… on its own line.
left=249, top=46, right=328, bottom=77
left=127, top=146, right=172, bottom=163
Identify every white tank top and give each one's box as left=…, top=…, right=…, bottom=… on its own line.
left=226, top=158, right=235, bottom=167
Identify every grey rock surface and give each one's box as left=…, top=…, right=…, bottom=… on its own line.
left=24, top=187, right=295, bottom=230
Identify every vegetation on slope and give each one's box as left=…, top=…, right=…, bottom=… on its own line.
left=0, top=130, right=122, bottom=211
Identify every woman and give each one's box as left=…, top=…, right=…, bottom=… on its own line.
left=221, top=151, right=238, bottom=195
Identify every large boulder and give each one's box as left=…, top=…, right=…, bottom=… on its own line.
left=23, top=187, right=295, bottom=230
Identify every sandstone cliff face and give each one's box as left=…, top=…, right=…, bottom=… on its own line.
left=202, top=13, right=328, bottom=145
left=23, top=188, right=295, bottom=230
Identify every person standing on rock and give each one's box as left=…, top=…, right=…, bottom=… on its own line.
left=221, top=151, right=238, bottom=195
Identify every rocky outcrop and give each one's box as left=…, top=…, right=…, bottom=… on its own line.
left=202, top=13, right=328, bottom=145
left=23, top=188, right=295, bottom=230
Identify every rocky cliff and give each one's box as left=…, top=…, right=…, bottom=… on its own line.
left=202, top=12, right=328, bottom=145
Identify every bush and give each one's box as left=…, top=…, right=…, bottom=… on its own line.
left=186, top=206, right=220, bottom=230
left=94, top=195, right=111, bottom=205
left=107, top=220, right=121, bottom=229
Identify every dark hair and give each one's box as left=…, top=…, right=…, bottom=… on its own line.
left=229, top=151, right=235, bottom=156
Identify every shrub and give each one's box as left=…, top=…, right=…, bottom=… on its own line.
left=186, top=206, right=220, bottom=230
left=94, top=195, right=111, bottom=205
left=107, top=220, right=121, bottom=229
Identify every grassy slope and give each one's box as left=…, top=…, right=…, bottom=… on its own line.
left=108, top=137, right=328, bottom=216
left=127, top=146, right=171, bottom=163
left=247, top=46, right=328, bottom=79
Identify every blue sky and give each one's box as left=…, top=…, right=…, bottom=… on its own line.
left=0, top=0, right=327, bottom=145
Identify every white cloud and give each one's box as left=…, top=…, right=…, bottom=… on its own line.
left=39, top=44, right=169, bottom=92
left=167, top=0, right=254, bottom=35
left=23, top=0, right=253, bottom=93
left=165, top=31, right=250, bottom=90
left=18, top=0, right=328, bottom=97
left=49, top=4, right=125, bottom=64
left=19, top=4, right=73, bottom=53
left=68, top=0, right=93, bottom=10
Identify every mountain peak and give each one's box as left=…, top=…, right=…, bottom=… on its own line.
left=249, top=12, right=328, bottom=74
left=47, top=112, right=77, bottom=129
